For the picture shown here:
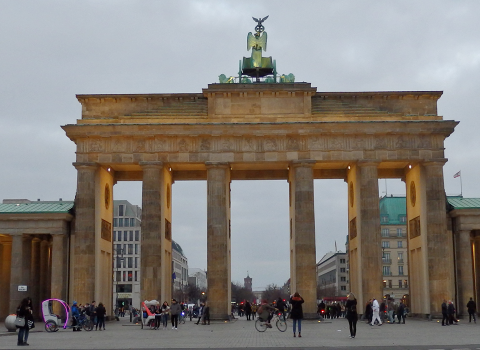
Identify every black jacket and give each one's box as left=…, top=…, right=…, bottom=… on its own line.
left=289, top=296, right=304, bottom=320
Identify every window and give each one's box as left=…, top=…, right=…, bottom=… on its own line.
left=118, top=218, right=124, bottom=227
left=341, top=276, right=346, bottom=282
left=383, top=280, right=387, bottom=288
left=128, top=271, right=132, bottom=282
left=381, top=228, right=389, bottom=237
left=116, top=257, right=123, bottom=269
left=124, top=231, right=128, bottom=241
left=388, top=280, right=392, bottom=288
left=381, top=215, right=389, bottom=223
left=135, top=257, right=138, bottom=268
left=118, top=205, right=124, bottom=216
left=128, top=257, right=133, bottom=268
left=128, top=244, right=133, bottom=255
left=382, top=241, right=390, bottom=248
left=382, top=253, right=391, bottom=263
left=124, top=218, right=129, bottom=227
left=340, top=268, right=346, bottom=273
left=383, top=266, right=391, bottom=276
left=340, top=259, right=346, bottom=264
left=398, top=241, right=403, bottom=248
left=113, top=218, right=118, bottom=227
left=399, top=280, right=403, bottom=288
left=117, top=231, right=122, bottom=241
left=135, top=271, right=138, bottom=282
left=130, top=218, right=135, bottom=227
left=398, top=252, right=403, bottom=263
left=116, top=284, right=132, bottom=293
left=135, top=244, right=138, bottom=254
left=404, top=279, right=408, bottom=288
left=400, top=216, right=407, bottom=223
left=135, top=231, right=140, bottom=241
left=113, top=231, right=116, bottom=241
left=399, top=266, right=404, bottom=275
left=129, top=231, right=134, bottom=241
left=397, top=228, right=403, bottom=236
left=123, top=271, right=126, bottom=281
left=115, top=271, right=121, bottom=282
left=340, top=286, right=346, bottom=291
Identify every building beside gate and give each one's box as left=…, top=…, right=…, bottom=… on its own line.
left=316, top=251, right=348, bottom=299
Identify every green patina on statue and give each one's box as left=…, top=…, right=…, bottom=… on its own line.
left=218, top=16, right=295, bottom=84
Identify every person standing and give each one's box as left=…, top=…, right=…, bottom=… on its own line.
left=447, top=300, right=457, bottom=325
left=441, top=299, right=449, bottom=326
left=345, top=293, right=358, bottom=338
left=370, top=298, right=382, bottom=326
left=154, top=302, right=162, bottom=330
left=170, top=299, right=181, bottom=330
left=16, top=297, right=33, bottom=346
left=89, top=301, right=97, bottom=330
left=95, top=302, right=106, bottom=331
left=387, top=298, right=395, bottom=323
left=467, top=297, right=476, bottom=323
left=71, top=301, right=81, bottom=331
left=290, top=292, right=304, bottom=338
left=365, top=300, right=372, bottom=324
left=161, top=301, right=170, bottom=329
left=245, top=301, right=252, bottom=321
left=397, top=301, right=406, bottom=324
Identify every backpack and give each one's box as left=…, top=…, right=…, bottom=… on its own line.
left=257, top=305, right=263, bottom=315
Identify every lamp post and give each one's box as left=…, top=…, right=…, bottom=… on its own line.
left=114, top=245, right=125, bottom=317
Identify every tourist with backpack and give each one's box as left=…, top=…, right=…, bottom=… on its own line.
left=345, top=293, right=358, bottom=338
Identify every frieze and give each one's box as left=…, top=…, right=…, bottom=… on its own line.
left=242, top=137, right=255, bottom=152
left=133, top=138, right=146, bottom=152
left=264, top=138, right=278, bottom=151
left=286, top=137, right=300, bottom=151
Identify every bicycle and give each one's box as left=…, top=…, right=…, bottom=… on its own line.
left=255, top=311, right=287, bottom=332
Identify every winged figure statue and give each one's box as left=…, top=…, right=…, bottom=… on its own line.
left=247, top=31, right=267, bottom=68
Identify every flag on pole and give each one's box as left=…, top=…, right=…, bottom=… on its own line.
left=454, top=171, right=461, bottom=178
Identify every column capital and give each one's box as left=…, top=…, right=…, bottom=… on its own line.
left=290, top=159, right=316, bottom=168
left=73, top=162, right=98, bottom=170
left=139, top=161, right=164, bottom=168
left=422, top=159, right=448, bottom=167
left=205, top=161, right=230, bottom=169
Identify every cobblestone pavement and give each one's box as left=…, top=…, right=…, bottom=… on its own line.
left=1, top=316, right=480, bottom=349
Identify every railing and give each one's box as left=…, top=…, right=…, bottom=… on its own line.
left=382, top=258, right=392, bottom=264
left=397, top=259, right=404, bottom=264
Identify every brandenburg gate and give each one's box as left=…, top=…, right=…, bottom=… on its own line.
left=62, top=18, right=458, bottom=319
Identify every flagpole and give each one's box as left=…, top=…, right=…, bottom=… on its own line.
left=460, top=174, right=463, bottom=197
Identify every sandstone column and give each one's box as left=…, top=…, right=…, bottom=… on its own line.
left=0, top=241, right=12, bottom=317
left=30, top=238, right=41, bottom=318
left=455, top=230, right=474, bottom=316
left=424, top=162, right=455, bottom=315
left=474, top=236, right=480, bottom=306
left=140, top=161, right=163, bottom=302
left=51, top=234, right=66, bottom=301
left=289, top=160, right=316, bottom=317
left=39, top=239, right=50, bottom=305
left=347, top=162, right=382, bottom=309
left=72, top=162, right=97, bottom=304
left=206, top=162, right=231, bottom=320
left=9, top=235, right=31, bottom=313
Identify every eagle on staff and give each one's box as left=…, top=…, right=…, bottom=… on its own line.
left=247, top=16, right=269, bottom=68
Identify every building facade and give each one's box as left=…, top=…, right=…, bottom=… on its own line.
left=379, top=196, right=409, bottom=301
left=316, top=251, right=349, bottom=299
left=188, top=268, right=207, bottom=291
left=113, top=200, right=188, bottom=308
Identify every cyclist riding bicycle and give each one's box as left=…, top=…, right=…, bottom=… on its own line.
left=257, top=301, right=276, bottom=328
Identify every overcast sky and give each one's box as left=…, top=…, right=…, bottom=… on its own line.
left=1, top=1, right=479, bottom=290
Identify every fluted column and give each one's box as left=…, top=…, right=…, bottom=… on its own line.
left=31, top=238, right=41, bottom=318
left=424, top=161, right=454, bottom=315
left=206, top=162, right=231, bottom=320
left=9, top=235, right=32, bottom=313
left=0, top=241, right=12, bottom=317
left=455, top=230, right=474, bottom=316
left=289, top=160, right=316, bottom=317
left=51, top=234, right=66, bottom=300
left=72, top=162, right=97, bottom=304
left=474, top=236, right=480, bottom=305
left=140, top=161, right=163, bottom=301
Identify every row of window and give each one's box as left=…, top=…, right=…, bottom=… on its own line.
left=383, top=266, right=404, bottom=275
left=383, top=279, right=408, bottom=289
left=115, top=270, right=138, bottom=282
left=114, top=243, right=139, bottom=256
left=381, top=215, right=407, bottom=223
left=382, top=241, right=403, bottom=248
left=382, top=252, right=404, bottom=260
left=115, top=256, right=139, bottom=269
left=113, top=218, right=140, bottom=228
left=381, top=228, right=406, bottom=237
left=113, top=231, right=140, bottom=242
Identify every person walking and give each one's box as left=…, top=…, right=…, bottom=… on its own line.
left=154, top=302, right=162, bottom=330
left=467, top=297, right=476, bottom=323
left=345, top=292, right=358, bottom=338
left=447, top=300, right=457, bottom=325
left=88, top=301, right=97, bottom=330
left=370, top=298, right=382, bottom=326
left=170, top=299, right=181, bottom=329
left=161, top=301, right=170, bottom=329
left=245, top=301, right=252, bottom=321
left=290, top=292, right=304, bottom=338
left=95, top=302, right=106, bottom=330
left=365, top=300, right=372, bottom=324
left=441, top=299, right=449, bottom=326
left=387, top=298, right=395, bottom=323
left=16, top=297, right=33, bottom=346
left=196, top=303, right=204, bottom=325
left=203, top=302, right=210, bottom=325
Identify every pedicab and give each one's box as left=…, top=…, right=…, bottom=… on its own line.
left=42, top=299, right=93, bottom=332
left=140, top=300, right=158, bottom=329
